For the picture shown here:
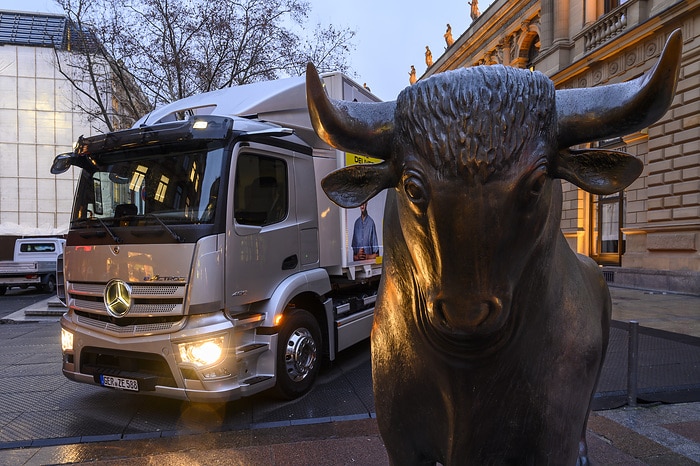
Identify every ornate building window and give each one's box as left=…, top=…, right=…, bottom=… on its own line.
left=526, top=35, right=540, bottom=70
left=590, top=193, right=624, bottom=265
left=589, top=138, right=626, bottom=266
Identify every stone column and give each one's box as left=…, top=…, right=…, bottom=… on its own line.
left=553, top=0, right=570, bottom=45
left=539, top=0, right=554, bottom=48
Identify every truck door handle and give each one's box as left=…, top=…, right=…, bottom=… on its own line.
left=282, top=255, right=298, bottom=270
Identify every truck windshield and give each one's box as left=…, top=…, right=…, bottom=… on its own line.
left=71, top=146, right=224, bottom=226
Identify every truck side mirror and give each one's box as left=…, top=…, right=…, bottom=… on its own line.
left=51, top=153, right=74, bottom=174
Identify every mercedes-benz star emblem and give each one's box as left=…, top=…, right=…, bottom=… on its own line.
left=104, top=279, right=132, bottom=318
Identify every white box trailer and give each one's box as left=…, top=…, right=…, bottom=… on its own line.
left=52, top=72, right=385, bottom=401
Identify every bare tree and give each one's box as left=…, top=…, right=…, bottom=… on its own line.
left=54, top=0, right=356, bottom=130
left=53, top=0, right=151, bottom=131
left=288, top=23, right=356, bottom=76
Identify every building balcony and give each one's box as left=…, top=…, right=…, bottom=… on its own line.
left=583, top=3, right=631, bottom=52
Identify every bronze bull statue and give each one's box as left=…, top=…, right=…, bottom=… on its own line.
left=306, top=30, right=682, bottom=465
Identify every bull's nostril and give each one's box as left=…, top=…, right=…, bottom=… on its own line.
left=433, top=300, right=450, bottom=328
left=470, top=303, right=490, bottom=327
left=479, top=301, right=490, bottom=316
left=485, top=297, right=503, bottom=315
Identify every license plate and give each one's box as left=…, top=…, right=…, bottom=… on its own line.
left=100, top=374, right=139, bottom=391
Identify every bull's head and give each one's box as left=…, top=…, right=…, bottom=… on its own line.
left=307, top=30, right=682, bottom=349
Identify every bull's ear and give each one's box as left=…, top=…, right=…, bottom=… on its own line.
left=321, top=162, right=396, bottom=208
left=552, top=149, right=643, bottom=195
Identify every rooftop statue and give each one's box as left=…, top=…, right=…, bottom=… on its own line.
left=469, top=0, right=480, bottom=20
left=445, top=24, right=454, bottom=47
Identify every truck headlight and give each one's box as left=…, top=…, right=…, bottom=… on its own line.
left=178, top=336, right=225, bottom=367
left=61, top=329, right=73, bottom=352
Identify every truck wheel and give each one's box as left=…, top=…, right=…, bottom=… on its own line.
left=42, top=275, right=56, bottom=293
left=274, top=309, right=322, bottom=399
left=0, top=286, right=6, bottom=296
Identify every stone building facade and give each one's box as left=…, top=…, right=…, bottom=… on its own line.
left=425, top=0, right=699, bottom=294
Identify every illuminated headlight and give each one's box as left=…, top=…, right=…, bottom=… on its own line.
left=192, top=120, right=208, bottom=130
left=178, top=336, right=225, bottom=367
left=61, top=329, right=74, bottom=352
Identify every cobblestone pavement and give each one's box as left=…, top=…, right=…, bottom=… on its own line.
left=0, top=285, right=698, bottom=464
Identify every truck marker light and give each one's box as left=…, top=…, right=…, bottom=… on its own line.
left=178, top=337, right=225, bottom=367
left=203, top=367, right=231, bottom=379
left=274, top=314, right=284, bottom=326
left=61, top=329, right=74, bottom=352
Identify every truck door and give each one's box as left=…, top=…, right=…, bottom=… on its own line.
left=225, top=143, right=300, bottom=308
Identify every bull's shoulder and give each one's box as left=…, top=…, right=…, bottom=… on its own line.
left=574, top=252, right=602, bottom=277
left=562, top=250, right=612, bottom=317
left=551, top=239, right=611, bottom=311
left=553, top=238, right=605, bottom=283
left=577, top=253, right=609, bottom=289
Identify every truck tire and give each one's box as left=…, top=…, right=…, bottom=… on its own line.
left=42, top=275, right=56, bottom=293
left=0, top=286, right=6, bottom=296
left=274, top=309, right=322, bottom=399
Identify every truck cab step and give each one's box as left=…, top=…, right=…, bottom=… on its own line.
left=242, top=375, right=273, bottom=386
left=236, top=343, right=269, bottom=359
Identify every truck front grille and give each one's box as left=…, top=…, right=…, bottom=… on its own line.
left=68, top=281, right=186, bottom=336
left=76, top=312, right=181, bottom=334
left=73, top=298, right=178, bottom=315
left=71, top=282, right=182, bottom=298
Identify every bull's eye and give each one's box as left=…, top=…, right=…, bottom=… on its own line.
left=404, top=175, right=427, bottom=206
left=530, top=173, right=546, bottom=196
left=527, top=167, right=547, bottom=198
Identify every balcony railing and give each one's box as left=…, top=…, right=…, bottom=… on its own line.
left=584, top=4, right=629, bottom=52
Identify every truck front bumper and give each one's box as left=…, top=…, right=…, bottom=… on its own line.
left=60, top=313, right=277, bottom=403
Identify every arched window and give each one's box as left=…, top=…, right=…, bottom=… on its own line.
left=526, top=34, right=540, bottom=70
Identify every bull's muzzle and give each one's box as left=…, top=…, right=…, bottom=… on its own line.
left=429, top=295, right=506, bottom=336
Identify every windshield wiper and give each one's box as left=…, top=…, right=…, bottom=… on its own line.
left=145, top=214, right=184, bottom=242
left=93, top=217, right=122, bottom=243
left=72, top=217, right=122, bottom=243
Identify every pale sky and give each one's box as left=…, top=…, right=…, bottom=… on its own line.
left=2, top=0, right=494, bottom=101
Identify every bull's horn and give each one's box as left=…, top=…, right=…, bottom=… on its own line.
left=557, top=29, right=682, bottom=148
left=306, top=62, right=396, bottom=159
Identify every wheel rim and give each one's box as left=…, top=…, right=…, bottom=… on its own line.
left=284, top=327, right=317, bottom=382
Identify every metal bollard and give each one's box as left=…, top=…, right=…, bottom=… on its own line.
left=627, top=320, right=639, bottom=407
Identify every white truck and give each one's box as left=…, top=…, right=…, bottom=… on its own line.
left=0, top=238, right=65, bottom=295
left=51, top=72, right=386, bottom=402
